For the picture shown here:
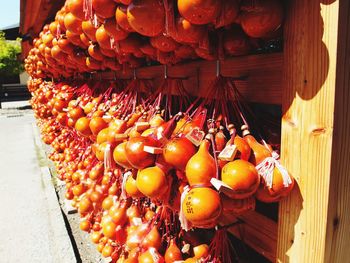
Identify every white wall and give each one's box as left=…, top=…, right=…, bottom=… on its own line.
left=19, top=71, right=29, bottom=85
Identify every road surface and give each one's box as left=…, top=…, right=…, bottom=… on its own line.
left=0, top=105, right=76, bottom=263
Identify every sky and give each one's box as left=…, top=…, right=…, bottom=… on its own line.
left=0, top=0, right=20, bottom=29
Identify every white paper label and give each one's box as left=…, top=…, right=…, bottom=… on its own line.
left=218, top=144, right=237, bottom=161
left=114, top=134, right=128, bottom=141
left=121, top=171, right=132, bottom=199
left=132, top=217, right=143, bottom=226
left=149, top=247, right=160, bottom=262
left=143, top=146, right=163, bottom=154
left=255, top=152, right=293, bottom=189
left=210, top=178, right=237, bottom=199
left=135, top=122, right=150, bottom=132
left=181, top=243, right=191, bottom=254
left=102, top=115, right=112, bottom=121
left=103, top=257, right=112, bottom=263
left=179, top=186, right=192, bottom=231
left=185, top=127, right=205, bottom=146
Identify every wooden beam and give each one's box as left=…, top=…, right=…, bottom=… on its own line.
left=221, top=211, right=277, bottom=262
left=277, top=0, right=345, bottom=262
left=96, top=53, right=283, bottom=104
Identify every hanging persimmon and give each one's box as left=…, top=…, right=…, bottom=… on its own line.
left=214, top=0, right=239, bottom=28
left=150, top=35, right=179, bottom=53
left=89, top=116, right=108, bottom=136
left=240, top=0, right=284, bottom=38
left=243, top=130, right=272, bottom=165
left=141, top=226, right=162, bottom=250
left=163, top=137, right=196, bottom=172
left=113, top=142, right=133, bottom=169
left=104, top=18, right=129, bottom=41
left=165, top=239, right=183, bottom=263
left=82, top=20, right=97, bottom=42
left=95, top=24, right=112, bottom=50
left=67, top=0, right=85, bottom=20
left=88, top=44, right=104, bottom=61
left=224, top=26, right=251, bottom=56
left=136, top=166, right=168, bottom=199
left=171, top=17, right=206, bottom=44
left=127, top=0, right=165, bottom=37
left=49, top=21, right=59, bottom=35
left=185, top=136, right=216, bottom=186
left=221, top=159, right=260, bottom=199
left=138, top=248, right=165, bottom=263
left=125, top=136, right=158, bottom=169
left=182, top=187, right=222, bottom=228
left=125, top=172, right=144, bottom=198
left=64, top=12, right=83, bottom=35
left=178, top=0, right=221, bottom=25
left=115, top=5, right=135, bottom=32
left=92, top=0, right=117, bottom=19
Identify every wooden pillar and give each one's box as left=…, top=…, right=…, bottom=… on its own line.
left=324, top=0, right=350, bottom=261
left=277, top=0, right=350, bottom=262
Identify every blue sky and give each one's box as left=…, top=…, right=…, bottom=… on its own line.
left=0, top=0, right=20, bottom=29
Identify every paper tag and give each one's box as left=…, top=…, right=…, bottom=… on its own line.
left=86, top=178, right=93, bottom=185
left=149, top=247, right=160, bottom=262
left=104, top=144, right=113, bottom=171
left=114, top=134, right=128, bottom=141
left=102, top=115, right=112, bottom=121
left=210, top=178, right=237, bottom=199
left=112, top=195, right=119, bottom=204
left=121, top=171, right=132, bottom=199
left=74, top=98, right=80, bottom=107
left=143, top=146, right=163, bottom=154
left=62, top=108, right=69, bottom=112
left=181, top=243, right=191, bottom=254
left=185, top=128, right=205, bottom=146
left=132, top=217, right=143, bottom=226
left=78, top=101, right=85, bottom=109
left=255, top=152, right=292, bottom=189
left=275, top=161, right=293, bottom=188
left=218, top=144, right=237, bottom=161
left=179, top=186, right=192, bottom=231
left=103, top=257, right=113, bottom=263
left=155, top=128, right=168, bottom=145
left=135, top=122, right=150, bottom=132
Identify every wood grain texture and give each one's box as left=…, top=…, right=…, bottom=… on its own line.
left=96, top=53, right=283, bottom=104
left=325, top=0, right=350, bottom=261
left=221, top=211, right=277, bottom=262
left=278, top=1, right=341, bottom=262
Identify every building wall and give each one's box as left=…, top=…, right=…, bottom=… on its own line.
left=19, top=72, right=29, bottom=85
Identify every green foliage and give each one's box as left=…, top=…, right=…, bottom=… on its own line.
left=0, top=31, right=23, bottom=77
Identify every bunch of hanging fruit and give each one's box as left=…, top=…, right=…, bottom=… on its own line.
left=24, top=0, right=284, bottom=78
left=25, top=0, right=292, bottom=262
left=28, top=71, right=294, bottom=262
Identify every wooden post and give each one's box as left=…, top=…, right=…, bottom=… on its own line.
left=277, top=0, right=350, bottom=262
left=324, top=0, right=350, bottom=261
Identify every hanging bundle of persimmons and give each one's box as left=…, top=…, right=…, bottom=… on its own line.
left=24, top=0, right=284, bottom=79
left=25, top=0, right=293, bottom=262
left=28, top=74, right=294, bottom=262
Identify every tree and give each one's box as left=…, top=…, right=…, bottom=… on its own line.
left=0, top=31, right=23, bottom=77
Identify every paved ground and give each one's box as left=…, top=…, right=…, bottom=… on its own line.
left=0, top=105, right=76, bottom=263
